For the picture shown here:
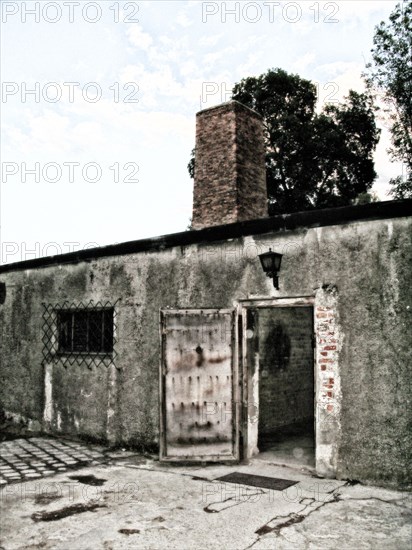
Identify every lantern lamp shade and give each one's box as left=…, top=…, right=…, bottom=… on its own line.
left=258, top=248, right=282, bottom=274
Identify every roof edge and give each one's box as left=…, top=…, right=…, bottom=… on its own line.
left=1, top=199, right=411, bottom=274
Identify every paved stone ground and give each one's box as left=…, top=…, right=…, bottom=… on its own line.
left=0, top=437, right=411, bottom=549
left=0, top=437, right=106, bottom=486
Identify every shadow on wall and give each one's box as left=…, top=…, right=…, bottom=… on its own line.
left=262, top=321, right=291, bottom=371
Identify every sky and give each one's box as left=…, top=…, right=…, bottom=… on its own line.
left=0, top=0, right=404, bottom=264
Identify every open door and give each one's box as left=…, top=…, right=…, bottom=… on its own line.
left=239, top=298, right=316, bottom=464
left=160, top=309, right=239, bottom=462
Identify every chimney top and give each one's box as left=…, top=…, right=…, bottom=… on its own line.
left=195, top=99, right=262, bottom=118
left=192, top=100, right=267, bottom=230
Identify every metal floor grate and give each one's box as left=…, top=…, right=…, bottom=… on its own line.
left=215, top=472, right=298, bottom=491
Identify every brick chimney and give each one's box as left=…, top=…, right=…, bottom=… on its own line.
left=192, top=100, right=267, bottom=229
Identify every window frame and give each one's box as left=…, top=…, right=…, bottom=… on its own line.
left=56, top=306, right=114, bottom=357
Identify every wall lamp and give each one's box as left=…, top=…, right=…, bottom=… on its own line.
left=258, top=248, right=283, bottom=289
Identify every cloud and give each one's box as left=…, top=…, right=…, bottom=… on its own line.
left=312, top=62, right=366, bottom=111
left=179, top=60, right=199, bottom=78
left=292, top=53, right=316, bottom=74
left=1, top=0, right=402, bottom=255
left=119, top=63, right=185, bottom=108
left=335, top=0, right=396, bottom=19
left=199, top=33, right=224, bottom=47
left=238, top=53, right=262, bottom=76
left=126, top=26, right=153, bottom=51
left=176, top=11, right=193, bottom=28
left=11, top=110, right=71, bottom=155
left=316, top=60, right=360, bottom=80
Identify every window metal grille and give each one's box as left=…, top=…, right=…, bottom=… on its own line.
left=42, top=300, right=119, bottom=368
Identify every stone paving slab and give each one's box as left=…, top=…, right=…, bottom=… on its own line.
left=0, top=437, right=107, bottom=486
left=0, top=455, right=410, bottom=550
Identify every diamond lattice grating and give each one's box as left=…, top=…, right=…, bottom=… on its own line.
left=41, top=300, right=119, bottom=369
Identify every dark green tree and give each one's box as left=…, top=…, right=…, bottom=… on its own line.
left=314, top=91, right=381, bottom=208
left=364, top=1, right=412, bottom=199
left=188, top=68, right=380, bottom=215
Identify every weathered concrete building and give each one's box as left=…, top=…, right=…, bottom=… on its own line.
left=0, top=101, right=411, bottom=489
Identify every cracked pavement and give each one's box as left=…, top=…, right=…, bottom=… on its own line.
left=0, top=437, right=411, bottom=549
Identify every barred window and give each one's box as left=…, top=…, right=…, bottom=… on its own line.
left=57, top=308, right=114, bottom=355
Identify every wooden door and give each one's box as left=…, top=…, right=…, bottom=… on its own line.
left=160, top=309, right=239, bottom=462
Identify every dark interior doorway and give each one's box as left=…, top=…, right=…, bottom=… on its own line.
left=257, top=306, right=315, bottom=468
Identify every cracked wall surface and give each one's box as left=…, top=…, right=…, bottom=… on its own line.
left=0, top=215, right=411, bottom=488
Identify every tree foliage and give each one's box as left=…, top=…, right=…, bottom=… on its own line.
left=364, top=0, right=412, bottom=198
left=189, top=68, right=380, bottom=215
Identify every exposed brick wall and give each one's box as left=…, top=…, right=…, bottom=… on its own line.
left=315, top=305, right=339, bottom=416
left=192, top=101, right=267, bottom=229
left=313, top=287, right=342, bottom=477
left=258, top=307, right=314, bottom=436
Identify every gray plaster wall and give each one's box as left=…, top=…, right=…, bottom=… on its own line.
left=0, top=215, right=411, bottom=488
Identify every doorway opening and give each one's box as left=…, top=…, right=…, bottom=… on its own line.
left=254, top=306, right=315, bottom=469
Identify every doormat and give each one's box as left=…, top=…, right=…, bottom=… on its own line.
left=215, top=472, right=298, bottom=491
